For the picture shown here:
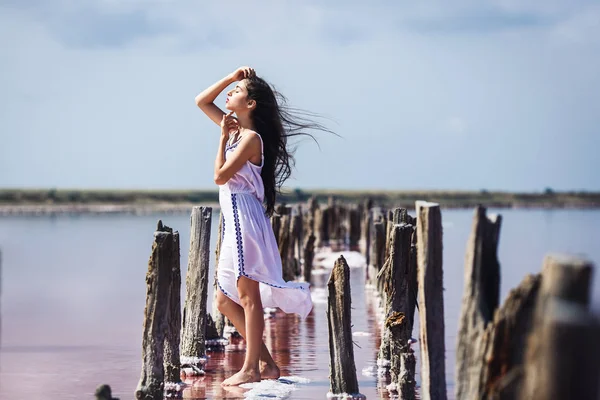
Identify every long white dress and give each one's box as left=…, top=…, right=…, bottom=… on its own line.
left=216, top=132, right=313, bottom=319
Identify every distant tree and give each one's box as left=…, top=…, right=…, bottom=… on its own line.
left=544, top=187, right=555, bottom=195
left=47, top=188, right=57, bottom=202
left=293, top=187, right=307, bottom=201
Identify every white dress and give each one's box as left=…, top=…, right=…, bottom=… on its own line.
left=216, top=132, right=313, bottom=319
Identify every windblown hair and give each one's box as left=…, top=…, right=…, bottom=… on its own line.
left=245, top=76, right=334, bottom=217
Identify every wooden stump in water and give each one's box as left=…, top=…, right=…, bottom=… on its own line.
left=164, top=229, right=182, bottom=386
left=291, top=206, right=303, bottom=277
left=180, top=207, right=212, bottom=374
left=368, top=209, right=385, bottom=289
left=302, top=232, right=316, bottom=283
left=378, top=222, right=416, bottom=398
left=95, top=384, right=118, bottom=400
left=349, top=206, right=361, bottom=251
left=476, top=273, right=541, bottom=399
left=135, top=221, right=177, bottom=400
left=327, top=255, right=365, bottom=399
left=212, top=210, right=226, bottom=338
left=415, top=201, right=447, bottom=400
left=362, top=207, right=372, bottom=272
left=455, top=206, right=502, bottom=400
left=279, top=211, right=295, bottom=281
left=522, top=255, right=598, bottom=400
left=316, top=206, right=331, bottom=248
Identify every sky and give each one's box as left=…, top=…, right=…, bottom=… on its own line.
left=0, top=0, right=599, bottom=192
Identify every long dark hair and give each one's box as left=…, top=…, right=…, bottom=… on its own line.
left=245, top=76, right=335, bottom=217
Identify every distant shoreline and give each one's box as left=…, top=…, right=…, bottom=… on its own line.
left=1, top=188, right=599, bottom=216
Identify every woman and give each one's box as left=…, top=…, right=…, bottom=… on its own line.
left=195, top=66, right=329, bottom=386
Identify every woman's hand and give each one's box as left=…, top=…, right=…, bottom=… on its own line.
left=221, top=111, right=239, bottom=138
left=229, top=66, right=256, bottom=82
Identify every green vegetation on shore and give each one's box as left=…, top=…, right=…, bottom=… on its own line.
left=1, top=188, right=600, bottom=209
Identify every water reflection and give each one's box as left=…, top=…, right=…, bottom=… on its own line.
left=1, top=209, right=599, bottom=399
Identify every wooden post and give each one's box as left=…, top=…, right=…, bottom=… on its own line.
left=379, top=223, right=416, bottom=398
left=317, top=206, right=331, bottom=248
left=212, top=210, right=226, bottom=338
left=368, top=208, right=385, bottom=289
left=279, top=211, right=294, bottom=281
left=327, top=255, right=365, bottom=399
left=135, top=221, right=176, bottom=400
left=415, top=201, right=446, bottom=400
left=180, top=207, right=212, bottom=374
left=303, top=232, right=316, bottom=283
left=363, top=207, right=372, bottom=271
left=408, top=225, right=418, bottom=331
left=294, top=205, right=304, bottom=272
left=349, top=206, right=361, bottom=251
left=522, top=255, right=596, bottom=400
left=360, top=199, right=373, bottom=255
left=164, top=229, right=182, bottom=386
left=478, top=273, right=541, bottom=399
left=455, top=206, right=502, bottom=400
left=307, top=196, right=318, bottom=242
left=95, top=384, right=118, bottom=400
left=290, top=208, right=303, bottom=278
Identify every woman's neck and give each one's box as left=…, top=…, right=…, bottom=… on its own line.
left=235, top=112, right=255, bottom=132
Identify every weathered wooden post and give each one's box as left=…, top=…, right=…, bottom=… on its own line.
left=368, top=208, right=385, bottom=289
left=279, top=209, right=294, bottom=281
left=522, top=255, right=598, bottom=400
left=380, top=223, right=416, bottom=399
left=477, top=273, right=541, bottom=398
left=95, top=384, right=118, bottom=400
left=360, top=198, right=373, bottom=257
left=211, top=210, right=226, bottom=338
left=292, top=205, right=303, bottom=276
left=327, top=255, right=365, bottom=399
left=180, top=207, right=212, bottom=374
left=362, top=204, right=373, bottom=274
left=316, top=205, right=331, bottom=248
left=415, top=201, right=446, bottom=400
left=303, top=232, right=316, bottom=283
left=135, top=221, right=177, bottom=400
left=164, top=229, right=182, bottom=389
left=455, top=206, right=502, bottom=400
left=349, top=206, right=361, bottom=251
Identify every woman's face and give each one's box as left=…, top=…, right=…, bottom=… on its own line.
left=225, top=79, right=250, bottom=112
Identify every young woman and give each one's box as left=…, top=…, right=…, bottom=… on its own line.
left=195, top=66, right=329, bottom=386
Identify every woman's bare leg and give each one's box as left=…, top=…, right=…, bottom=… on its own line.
left=216, top=289, right=280, bottom=379
left=221, top=277, right=263, bottom=386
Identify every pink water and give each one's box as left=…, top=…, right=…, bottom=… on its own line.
left=1, top=209, right=599, bottom=399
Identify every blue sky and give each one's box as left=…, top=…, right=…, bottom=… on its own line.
left=0, top=0, right=598, bottom=191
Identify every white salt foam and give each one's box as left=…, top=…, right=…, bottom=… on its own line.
left=313, top=250, right=366, bottom=269
left=238, top=376, right=310, bottom=399
left=310, top=287, right=328, bottom=304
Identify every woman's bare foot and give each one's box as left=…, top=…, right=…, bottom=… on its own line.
left=221, top=369, right=261, bottom=386
left=260, top=362, right=280, bottom=380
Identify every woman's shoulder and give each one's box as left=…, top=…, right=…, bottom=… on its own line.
left=240, top=129, right=262, bottom=144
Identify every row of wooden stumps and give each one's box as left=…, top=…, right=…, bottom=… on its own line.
left=130, top=198, right=600, bottom=399
left=135, top=207, right=214, bottom=399
left=455, top=209, right=600, bottom=400
left=335, top=201, right=600, bottom=400
left=325, top=201, right=442, bottom=399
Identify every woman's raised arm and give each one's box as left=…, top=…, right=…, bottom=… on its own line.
left=194, top=67, right=256, bottom=126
